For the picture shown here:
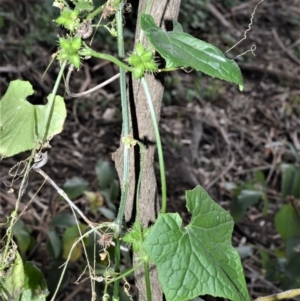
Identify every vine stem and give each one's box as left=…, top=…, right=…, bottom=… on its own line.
left=106, top=261, right=144, bottom=285
left=79, top=46, right=133, bottom=72
left=144, top=262, right=152, bottom=301
left=114, top=1, right=130, bottom=299
left=115, top=2, right=131, bottom=225
left=135, top=141, right=146, bottom=222
left=86, top=3, right=105, bottom=21
left=141, top=77, right=167, bottom=213
left=41, top=60, right=67, bottom=142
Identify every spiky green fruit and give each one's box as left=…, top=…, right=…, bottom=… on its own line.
left=141, top=50, right=153, bottom=63
left=144, top=61, right=158, bottom=72
left=59, top=38, right=72, bottom=51
left=135, top=42, right=146, bottom=57
left=132, top=65, right=145, bottom=79
left=128, top=54, right=142, bottom=66
left=69, top=54, right=81, bottom=68
left=71, top=37, right=82, bottom=51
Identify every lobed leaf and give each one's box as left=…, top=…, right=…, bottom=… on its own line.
left=143, top=186, right=250, bottom=301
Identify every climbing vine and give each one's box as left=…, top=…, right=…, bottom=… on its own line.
left=1, top=1, right=296, bottom=301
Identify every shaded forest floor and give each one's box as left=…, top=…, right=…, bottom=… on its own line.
left=0, top=0, right=299, bottom=300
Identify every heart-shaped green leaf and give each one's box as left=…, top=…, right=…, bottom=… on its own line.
left=143, top=186, right=250, bottom=301
left=0, top=80, right=66, bottom=158
left=140, top=14, right=243, bottom=90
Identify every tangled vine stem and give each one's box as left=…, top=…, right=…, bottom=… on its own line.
left=226, top=0, right=265, bottom=54
left=49, top=221, right=121, bottom=301
left=33, top=166, right=128, bottom=251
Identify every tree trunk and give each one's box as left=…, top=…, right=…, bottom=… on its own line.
left=112, top=1, right=181, bottom=300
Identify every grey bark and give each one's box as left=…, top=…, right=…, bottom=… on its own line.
left=112, top=1, right=181, bottom=300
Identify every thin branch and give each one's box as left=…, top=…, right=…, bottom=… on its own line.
left=272, top=28, right=300, bottom=65
left=206, top=2, right=232, bottom=29
left=253, top=288, right=300, bottom=301
left=65, top=65, right=120, bottom=98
